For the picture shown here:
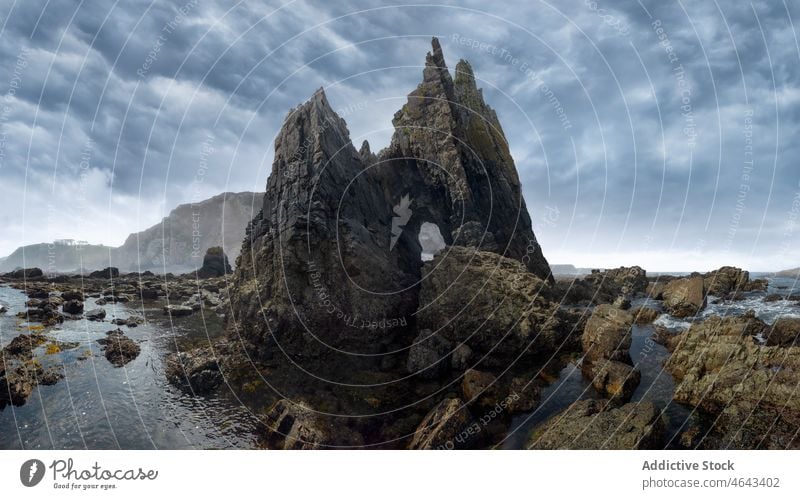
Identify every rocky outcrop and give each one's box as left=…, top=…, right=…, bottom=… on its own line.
left=665, top=313, right=800, bottom=448
left=417, top=247, right=579, bottom=368
left=0, top=334, right=73, bottom=409
left=195, top=246, right=232, bottom=278
left=527, top=399, right=664, bottom=449
left=96, top=329, right=140, bottom=367
left=88, top=267, right=119, bottom=279
left=703, top=266, right=749, bottom=296
left=662, top=276, right=706, bottom=317
left=227, top=38, right=554, bottom=371
left=631, top=306, right=660, bottom=325
left=406, top=329, right=451, bottom=379
left=3, top=267, right=43, bottom=279
left=408, top=397, right=477, bottom=449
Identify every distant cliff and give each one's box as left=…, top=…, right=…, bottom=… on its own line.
left=0, top=192, right=258, bottom=274
left=113, top=192, right=258, bottom=273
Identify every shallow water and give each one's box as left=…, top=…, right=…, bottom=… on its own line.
left=0, top=286, right=261, bottom=450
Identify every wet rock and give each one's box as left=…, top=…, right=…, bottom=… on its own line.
left=703, top=266, right=750, bottom=296
left=582, top=304, right=633, bottom=362
left=61, top=290, right=84, bottom=301
left=62, top=299, right=84, bottom=315
left=527, top=399, right=664, bottom=449
left=408, top=397, right=478, bottom=449
left=39, top=366, right=64, bottom=386
left=766, top=318, right=800, bottom=347
left=406, top=329, right=451, bottom=379
left=646, top=281, right=667, bottom=300
left=612, top=295, right=631, bottom=310
left=195, top=246, right=232, bottom=278
left=418, top=247, right=579, bottom=368
left=88, top=267, right=119, bottom=279
left=662, top=276, right=706, bottom=317
left=163, top=304, right=194, bottom=317
left=763, top=294, right=783, bottom=303
left=4, top=268, right=43, bottom=279
left=665, top=313, right=800, bottom=448
left=0, top=305, right=6, bottom=314
left=461, top=369, right=498, bottom=405
left=581, top=359, right=641, bottom=403
left=743, top=278, right=768, bottom=292
left=96, top=329, right=140, bottom=367
left=262, top=399, right=363, bottom=449
left=85, top=308, right=106, bottom=321
left=630, top=306, right=660, bottom=325
left=165, top=347, right=223, bottom=394
left=139, top=287, right=159, bottom=300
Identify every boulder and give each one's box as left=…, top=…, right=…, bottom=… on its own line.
left=195, top=246, right=232, bottom=278
left=662, top=276, right=706, bottom=317
left=165, top=347, right=223, bottom=394
left=703, top=266, right=750, bottom=296
left=163, top=304, right=194, bottom=317
left=62, top=299, right=84, bottom=315
left=582, top=304, right=633, bottom=362
left=85, top=308, right=106, bottom=321
left=61, top=290, right=84, bottom=301
left=417, top=247, right=580, bottom=368
left=408, top=397, right=478, bottom=449
left=96, top=329, right=140, bottom=367
left=88, top=267, right=119, bottom=279
left=630, top=306, right=660, bottom=325
left=4, top=267, right=43, bottom=279
left=262, top=399, right=363, bottom=449
left=766, top=318, right=800, bottom=347
left=581, top=359, right=641, bottom=403
left=527, top=399, right=664, bottom=449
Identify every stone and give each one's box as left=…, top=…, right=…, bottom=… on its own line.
left=408, top=397, right=478, bottom=449
left=163, top=304, right=194, bottom=317
left=62, top=299, right=84, bottom=315
left=581, top=359, right=641, bottom=403
left=165, top=347, right=223, bottom=394
left=96, top=329, right=140, bottom=367
left=85, top=308, right=106, bottom=321
left=527, top=399, right=664, bottom=449
left=4, top=268, right=43, bottom=279
left=766, top=318, right=800, bottom=346
left=262, top=399, right=363, bottom=449
left=88, top=267, right=119, bottom=279
left=662, top=276, right=706, bottom=317
left=195, top=246, right=232, bottom=278
left=630, top=306, right=660, bottom=325
left=582, top=304, right=633, bottom=362
left=703, top=266, right=750, bottom=296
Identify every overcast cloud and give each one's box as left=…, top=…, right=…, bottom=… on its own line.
left=1, top=0, right=799, bottom=271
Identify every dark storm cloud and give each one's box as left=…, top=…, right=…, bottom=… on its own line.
left=0, top=0, right=799, bottom=270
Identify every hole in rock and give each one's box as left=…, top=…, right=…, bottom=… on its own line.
left=418, top=222, right=446, bottom=261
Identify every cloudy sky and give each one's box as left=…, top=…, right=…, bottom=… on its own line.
left=1, top=0, right=799, bottom=271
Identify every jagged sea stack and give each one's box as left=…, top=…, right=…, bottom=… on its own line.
left=228, top=38, right=552, bottom=365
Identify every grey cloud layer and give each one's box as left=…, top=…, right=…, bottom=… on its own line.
left=0, top=0, right=798, bottom=270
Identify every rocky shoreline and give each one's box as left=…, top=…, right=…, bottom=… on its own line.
left=3, top=38, right=800, bottom=450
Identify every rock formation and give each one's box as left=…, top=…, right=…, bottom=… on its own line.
left=228, top=38, right=553, bottom=368
left=195, top=246, right=232, bottom=278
